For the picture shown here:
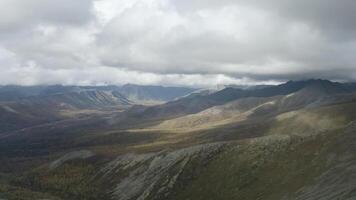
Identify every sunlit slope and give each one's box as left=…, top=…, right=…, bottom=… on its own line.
left=151, top=82, right=355, bottom=130
left=151, top=97, right=277, bottom=130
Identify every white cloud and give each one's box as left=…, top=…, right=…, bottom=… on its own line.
left=0, top=62, right=277, bottom=87
left=0, top=0, right=356, bottom=87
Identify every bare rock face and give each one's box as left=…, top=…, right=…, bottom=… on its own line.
left=101, top=143, right=225, bottom=200
left=49, top=150, right=95, bottom=170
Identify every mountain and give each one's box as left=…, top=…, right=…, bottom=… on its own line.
left=0, top=84, right=196, bottom=133
left=1, top=79, right=356, bottom=200
left=113, top=79, right=351, bottom=126
left=0, top=84, right=196, bottom=104
left=343, top=82, right=356, bottom=91
left=0, top=90, right=132, bottom=133
left=208, top=79, right=348, bottom=102
left=0, top=85, right=47, bottom=101
left=116, top=84, right=197, bottom=104
left=150, top=80, right=353, bottom=130
left=21, top=90, right=132, bottom=109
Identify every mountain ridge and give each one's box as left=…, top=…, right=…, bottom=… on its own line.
left=1, top=79, right=356, bottom=200
left=116, top=79, right=354, bottom=126
left=0, top=84, right=197, bottom=103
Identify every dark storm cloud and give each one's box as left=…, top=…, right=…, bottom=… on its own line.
left=0, top=0, right=355, bottom=86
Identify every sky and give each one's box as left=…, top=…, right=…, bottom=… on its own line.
left=0, top=0, right=356, bottom=87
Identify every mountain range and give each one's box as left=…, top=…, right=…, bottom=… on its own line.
left=1, top=79, right=356, bottom=200
left=0, top=84, right=196, bottom=103
left=0, top=84, right=195, bottom=133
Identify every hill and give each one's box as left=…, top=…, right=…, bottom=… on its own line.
left=1, top=79, right=356, bottom=200
left=108, top=79, right=351, bottom=128
left=0, top=90, right=131, bottom=133
left=151, top=79, right=353, bottom=130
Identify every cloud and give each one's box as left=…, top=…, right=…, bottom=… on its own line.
left=0, top=0, right=356, bottom=87
left=94, top=0, right=356, bottom=80
left=0, top=0, right=94, bottom=31
left=0, top=61, right=279, bottom=87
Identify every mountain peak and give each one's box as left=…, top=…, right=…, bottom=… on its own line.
left=297, top=79, right=349, bottom=96
left=284, top=79, right=333, bottom=86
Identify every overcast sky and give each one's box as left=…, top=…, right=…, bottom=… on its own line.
left=0, top=0, right=356, bottom=87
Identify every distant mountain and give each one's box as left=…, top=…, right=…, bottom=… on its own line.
left=0, top=84, right=196, bottom=133
left=152, top=80, right=354, bottom=130
left=77, top=84, right=197, bottom=103
left=207, top=79, right=347, bottom=102
left=117, top=84, right=196, bottom=103
left=343, top=82, right=356, bottom=91
left=0, top=84, right=197, bottom=104
left=0, top=90, right=132, bottom=133
left=21, top=90, right=132, bottom=109
left=0, top=85, right=46, bottom=101
left=0, top=79, right=353, bottom=133
left=116, top=79, right=353, bottom=124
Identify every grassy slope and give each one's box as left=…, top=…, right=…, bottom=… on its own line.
left=170, top=133, right=334, bottom=200
left=170, top=122, right=356, bottom=200
left=1, top=99, right=356, bottom=199
left=167, top=101, right=356, bottom=200
left=150, top=97, right=276, bottom=130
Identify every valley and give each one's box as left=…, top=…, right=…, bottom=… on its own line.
left=1, top=80, right=356, bottom=200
